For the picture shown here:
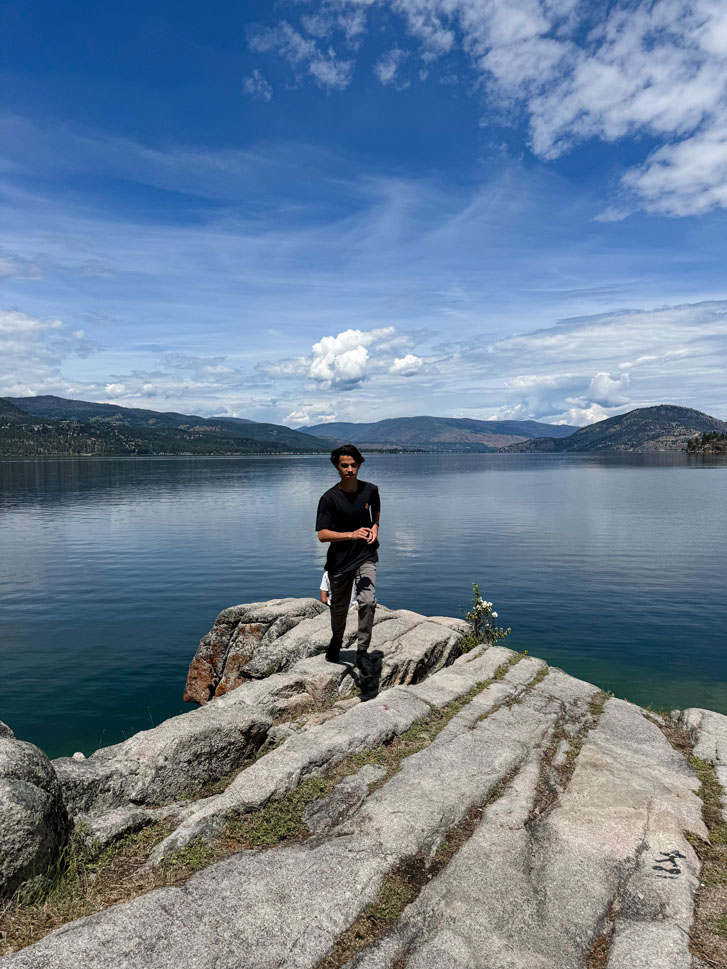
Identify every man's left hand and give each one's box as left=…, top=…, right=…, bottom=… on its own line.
left=366, top=524, right=378, bottom=544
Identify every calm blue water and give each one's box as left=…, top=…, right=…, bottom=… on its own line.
left=1, top=452, right=725, bottom=759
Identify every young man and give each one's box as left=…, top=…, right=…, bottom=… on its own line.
left=316, top=444, right=380, bottom=667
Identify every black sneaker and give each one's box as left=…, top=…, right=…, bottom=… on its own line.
left=325, top=637, right=342, bottom=663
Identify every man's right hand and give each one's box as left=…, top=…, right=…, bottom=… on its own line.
left=351, top=527, right=371, bottom=540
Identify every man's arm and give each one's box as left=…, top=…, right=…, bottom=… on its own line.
left=318, top=527, right=372, bottom=543
left=366, top=489, right=380, bottom=544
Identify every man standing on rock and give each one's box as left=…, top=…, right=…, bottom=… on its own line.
left=316, top=444, right=380, bottom=675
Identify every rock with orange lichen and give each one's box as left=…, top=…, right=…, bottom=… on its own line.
left=184, top=597, right=325, bottom=704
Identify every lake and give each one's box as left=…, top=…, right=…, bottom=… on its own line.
left=1, top=452, right=725, bottom=759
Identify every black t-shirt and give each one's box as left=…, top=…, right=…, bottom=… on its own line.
left=316, top=479, right=380, bottom=575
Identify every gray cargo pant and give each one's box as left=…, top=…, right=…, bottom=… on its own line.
left=329, top=559, right=376, bottom=651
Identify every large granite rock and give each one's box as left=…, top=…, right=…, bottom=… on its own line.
left=679, top=706, right=727, bottom=817
left=50, top=601, right=468, bottom=829
left=184, top=597, right=326, bottom=703
left=54, top=700, right=272, bottom=817
left=0, top=736, right=69, bottom=896
left=8, top=599, right=727, bottom=968
left=3, top=660, right=708, bottom=969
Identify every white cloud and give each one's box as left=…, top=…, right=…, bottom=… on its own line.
left=253, top=0, right=727, bottom=215
left=249, top=20, right=354, bottom=89
left=104, top=383, right=127, bottom=397
left=374, top=48, right=409, bottom=87
left=622, top=126, right=727, bottom=216
left=309, top=326, right=395, bottom=387
left=242, top=69, right=273, bottom=102
left=284, top=405, right=337, bottom=425
left=587, top=370, right=630, bottom=406
left=390, top=352, right=423, bottom=375
left=0, top=309, right=97, bottom=397
left=308, top=55, right=354, bottom=89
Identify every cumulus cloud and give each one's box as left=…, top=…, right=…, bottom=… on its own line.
left=251, top=0, right=727, bottom=215
left=242, top=69, right=273, bottom=102
left=390, top=353, right=423, bottom=375
left=284, top=404, right=337, bottom=425
left=309, top=326, right=395, bottom=387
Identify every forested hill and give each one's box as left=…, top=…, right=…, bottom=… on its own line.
left=0, top=397, right=330, bottom=457
left=501, top=405, right=727, bottom=452
left=300, top=415, right=579, bottom=452
left=4, top=396, right=331, bottom=455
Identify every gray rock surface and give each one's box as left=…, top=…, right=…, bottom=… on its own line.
left=679, top=706, right=727, bottom=817
left=51, top=601, right=470, bottom=828
left=0, top=737, right=69, bottom=896
left=184, top=597, right=326, bottom=703
left=2, top=601, right=715, bottom=969
left=54, top=701, right=271, bottom=817
left=303, top=764, right=387, bottom=834
left=145, top=643, right=519, bottom=863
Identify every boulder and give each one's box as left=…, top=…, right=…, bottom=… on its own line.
left=678, top=706, right=727, bottom=817
left=54, top=700, right=271, bottom=817
left=184, top=598, right=325, bottom=704
left=0, top=735, right=69, bottom=896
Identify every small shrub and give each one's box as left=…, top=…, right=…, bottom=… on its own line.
left=461, top=583, right=511, bottom=653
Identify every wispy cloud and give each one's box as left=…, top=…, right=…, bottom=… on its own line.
left=249, top=0, right=727, bottom=216
left=242, top=69, right=273, bottom=102
left=1, top=117, right=725, bottom=423
left=248, top=20, right=354, bottom=90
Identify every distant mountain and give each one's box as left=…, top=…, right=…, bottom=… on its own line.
left=501, top=405, right=727, bottom=453
left=0, top=396, right=331, bottom=457
left=300, top=416, right=580, bottom=452
left=8, top=396, right=332, bottom=453
left=0, top=398, right=27, bottom=420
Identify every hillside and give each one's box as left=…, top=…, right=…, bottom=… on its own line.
left=0, top=399, right=329, bottom=457
left=8, top=396, right=332, bottom=453
left=501, top=405, right=727, bottom=453
left=301, top=415, right=579, bottom=452
left=687, top=430, right=727, bottom=454
left=0, top=398, right=28, bottom=420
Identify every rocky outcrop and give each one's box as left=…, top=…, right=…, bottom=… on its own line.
left=53, top=698, right=272, bottom=818
left=49, top=602, right=468, bottom=840
left=0, top=735, right=69, bottom=897
left=184, top=597, right=326, bottom=703
left=3, top=649, right=712, bottom=969
left=679, top=707, right=727, bottom=815
left=6, top=599, right=727, bottom=968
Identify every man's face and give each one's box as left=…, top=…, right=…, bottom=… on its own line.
left=337, top=455, right=359, bottom=481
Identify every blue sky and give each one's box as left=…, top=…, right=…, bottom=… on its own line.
left=1, top=0, right=726, bottom=426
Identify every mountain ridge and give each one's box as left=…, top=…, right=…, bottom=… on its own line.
left=6, top=396, right=332, bottom=453
left=500, top=404, right=727, bottom=452
left=300, top=415, right=580, bottom=452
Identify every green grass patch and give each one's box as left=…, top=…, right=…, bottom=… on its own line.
left=226, top=776, right=333, bottom=848
left=164, top=837, right=215, bottom=871
left=364, top=874, right=418, bottom=924
left=0, top=821, right=180, bottom=957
